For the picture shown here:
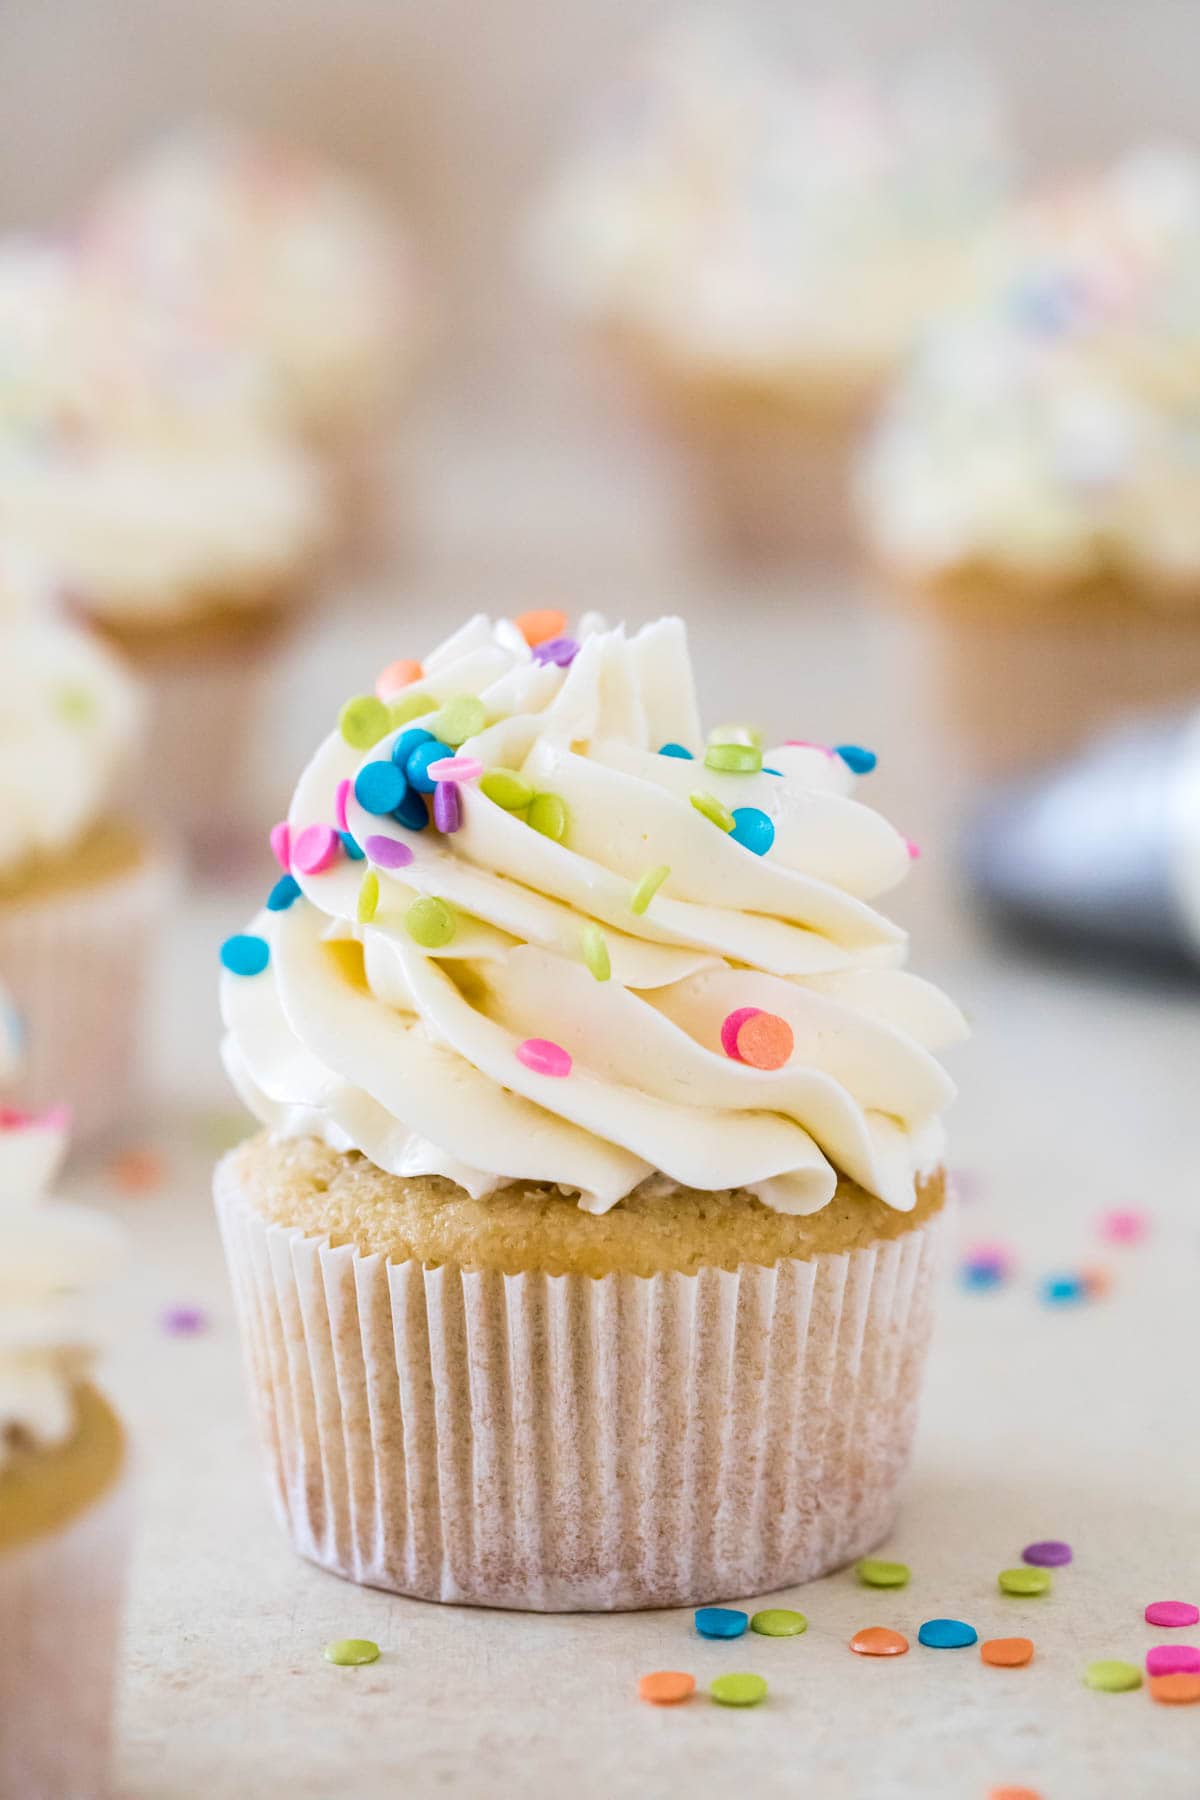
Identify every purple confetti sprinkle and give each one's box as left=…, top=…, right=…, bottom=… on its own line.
left=163, top=1305, right=208, bottom=1336
left=364, top=835, right=415, bottom=870
left=1022, top=1539, right=1073, bottom=1567
left=433, top=780, right=462, bottom=833
left=532, top=635, right=580, bottom=668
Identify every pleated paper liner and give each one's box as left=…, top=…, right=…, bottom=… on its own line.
left=217, top=1155, right=944, bottom=1612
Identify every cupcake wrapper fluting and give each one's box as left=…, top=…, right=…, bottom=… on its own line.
left=216, top=1155, right=945, bottom=1612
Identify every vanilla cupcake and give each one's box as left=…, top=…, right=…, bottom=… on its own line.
left=0, top=595, right=173, bottom=1138
left=215, top=612, right=964, bottom=1609
left=535, top=21, right=1012, bottom=561
left=0, top=1097, right=130, bottom=1798
left=860, top=146, right=1200, bottom=772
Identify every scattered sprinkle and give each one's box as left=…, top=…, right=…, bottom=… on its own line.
left=335, top=778, right=351, bottom=833
left=292, top=823, right=341, bottom=875
left=735, top=1012, right=794, bottom=1071
left=269, top=821, right=290, bottom=871
left=1041, top=1274, right=1086, bottom=1305
left=1083, top=1659, right=1141, bottom=1692
left=533, top=635, right=579, bottom=668
left=981, top=1637, right=1035, bottom=1668
left=220, top=934, right=269, bottom=977
left=431, top=695, right=487, bottom=746
left=729, top=807, right=775, bottom=856
left=850, top=1627, right=908, bottom=1657
left=720, top=1007, right=762, bottom=1060
left=163, top=1305, right=208, bottom=1336
left=988, top=1790, right=1044, bottom=1800
left=111, top=1147, right=166, bottom=1193
left=527, top=793, right=568, bottom=842
left=1146, top=1646, right=1200, bottom=1677
left=1099, top=1208, right=1148, bottom=1245
left=391, top=726, right=434, bottom=770
left=638, top=1670, right=695, bottom=1706
left=388, top=690, right=436, bottom=729
left=392, top=786, right=430, bottom=831
left=340, top=832, right=364, bottom=862
left=704, top=742, right=763, bottom=775
left=1149, top=1673, right=1200, bottom=1705
left=480, top=768, right=534, bottom=811
left=375, top=658, right=423, bottom=698
left=749, top=1609, right=806, bottom=1638
left=836, top=745, right=877, bottom=774
left=407, top=739, right=453, bottom=795
left=404, top=897, right=456, bottom=949
left=514, top=608, right=567, bottom=647
left=1022, top=1540, right=1072, bottom=1568
left=427, top=755, right=483, bottom=783
left=267, top=874, right=302, bottom=912
left=918, top=1619, right=977, bottom=1650
left=1146, top=1601, right=1199, bottom=1628
left=905, top=838, right=922, bottom=860
left=999, top=1568, right=1051, bottom=1598
left=630, top=864, right=670, bottom=915
left=690, top=790, right=735, bottom=832
left=694, top=1608, right=747, bottom=1640
left=857, top=1559, right=911, bottom=1590
left=339, top=694, right=391, bottom=751
left=580, top=923, right=611, bottom=981
left=433, top=782, right=462, bottom=834
left=1080, top=1265, right=1112, bottom=1298
left=324, top=1639, right=380, bottom=1667
left=357, top=872, right=380, bottom=924
left=516, top=1038, right=572, bottom=1079
left=710, top=1673, right=767, bottom=1708
left=364, top=835, right=414, bottom=870
left=658, top=742, right=694, bottom=760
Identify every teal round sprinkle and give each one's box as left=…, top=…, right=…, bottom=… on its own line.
left=407, top=739, right=453, bottom=795
left=836, top=744, right=877, bottom=775
left=658, top=742, right=694, bottom=759
left=339, top=832, right=364, bottom=861
left=392, top=786, right=430, bottom=831
left=690, top=790, right=735, bottom=832
left=527, top=793, right=568, bottom=841
left=580, top=923, right=611, bottom=981
left=695, top=1607, right=747, bottom=1639
left=630, top=864, right=670, bottom=915
left=266, top=875, right=301, bottom=911
left=391, top=726, right=433, bottom=769
left=324, top=1638, right=380, bottom=1667
left=704, top=742, right=763, bottom=774
left=432, top=694, right=486, bottom=747
left=339, top=695, right=391, bottom=750
left=404, top=896, right=456, bottom=949
left=918, top=1619, right=977, bottom=1649
left=730, top=807, right=775, bottom=856
left=355, top=761, right=407, bottom=815
left=220, top=934, right=269, bottom=977
left=480, top=768, right=534, bottom=810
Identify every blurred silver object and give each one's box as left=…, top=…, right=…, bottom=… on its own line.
left=966, top=711, right=1200, bottom=965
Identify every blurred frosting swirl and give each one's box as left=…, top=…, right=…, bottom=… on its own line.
left=222, top=615, right=964, bottom=1215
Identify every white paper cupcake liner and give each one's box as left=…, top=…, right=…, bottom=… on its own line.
left=0, top=1463, right=132, bottom=1800
left=0, top=837, right=176, bottom=1141
left=216, top=1156, right=945, bottom=1611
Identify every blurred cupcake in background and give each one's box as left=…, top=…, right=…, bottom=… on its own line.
left=860, top=146, right=1200, bottom=773
left=78, top=122, right=419, bottom=561
left=0, top=1092, right=131, bottom=1798
left=534, top=17, right=1012, bottom=562
left=0, top=564, right=174, bottom=1140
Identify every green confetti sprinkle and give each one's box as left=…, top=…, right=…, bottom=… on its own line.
left=388, top=690, right=436, bottom=729
left=324, top=1639, right=380, bottom=1667
left=1084, top=1660, right=1142, bottom=1692
left=630, top=864, right=670, bottom=915
left=999, top=1567, right=1051, bottom=1597
left=56, top=683, right=95, bottom=725
left=527, top=792, right=568, bottom=841
left=339, top=694, right=391, bottom=750
left=704, top=742, right=763, bottom=774
left=856, top=1558, right=910, bottom=1589
left=710, top=1672, right=768, bottom=1707
left=750, top=1609, right=807, bottom=1638
left=432, top=694, right=486, bottom=747
left=480, top=768, right=534, bottom=811
left=690, top=790, right=735, bottom=832
left=357, top=871, right=380, bottom=924
left=580, top=923, right=611, bottom=981
left=404, top=896, right=456, bottom=949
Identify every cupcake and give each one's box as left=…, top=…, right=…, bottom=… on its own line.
left=535, top=21, right=1012, bottom=561
left=859, top=146, right=1200, bottom=773
left=78, top=122, right=417, bottom=558
left=215, top=612, right=965, bottom=1609
left=0, top=587, right=173, bottom=1139
left=0, top=1091, right=130, bottom=1798
left=0, top=240, right=333, bottom=850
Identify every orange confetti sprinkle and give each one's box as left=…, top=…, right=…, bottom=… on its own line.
left=849, top=1627, right=909, bottom=1657
left=1080, top=1264, right=1113, bottom=1298
left=515, top=608, right=567, bottom=648
left=981, top=1637, right=1034, bottom=1668
left=736, top=1011, right=794, bottom=1071
left=988, top=1789, right=1043, bottom=1800
left=110, top=1147, right=166, bottom=1193
left=1150, top=1673, right=1200, bottom=1705
left=376, top=658, right=423, bottom=698
left=637, top=1670, right=695, bottom=1705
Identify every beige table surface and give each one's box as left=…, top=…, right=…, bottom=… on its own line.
left=62, top=419, right=1200, bottom=1799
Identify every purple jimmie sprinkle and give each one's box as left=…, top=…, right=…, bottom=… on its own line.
left=532, top=635, right=579, bottom=668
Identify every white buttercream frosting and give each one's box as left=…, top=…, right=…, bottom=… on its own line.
left=535, top=19, right=1011, bottom=388
left=860, top=145, right=1200, bottom=590
left=221, top=615, right=964, bottom=1215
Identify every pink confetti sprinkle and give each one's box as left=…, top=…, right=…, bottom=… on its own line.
left=905, top=838, right=922, bottom=860
left=269, top=820, right=291, bottom=871
left=433, top=781, right=462, bottom=833
left=0, top=1102, right=70, bottom=1133
left=1147, top=1646, right=1200, bottom=1677
left=783, top=740, right=835, bottom=756
left=364, top=835, right=414, bottom=870
left=964, top=1240, right=1014, bottom=1276
left=335, top=778, right=351, bottom=833
left=292, top=823, right=340, bottom=875
left=1146, top=1602, right=1200, bottom=1628
left=427, top=755, right=483, bottom=782
left=163, top=1305, right=209, bottom=1336
left=1099, top=1207, right=1148, bottom=1244
left=720, top=1006, right=763, bottom=1061
left=516, top=1038, right=572, bottom=1078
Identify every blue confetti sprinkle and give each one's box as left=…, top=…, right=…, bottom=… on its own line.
left=1042, top=1274, right=1086, bottom=1305
left=918, top=1619, right=977, bottom=1650
left=694, top=1607, right=748, bottom=1640
left=392, top=786, right=430, bottom=831
left=730, top=806, right=775, bottom=857
left=339, top=832, right=365, bottom=861
left=835, top=744, right=877, bottom=775
left=392, top=726, right=434, bottom=770
left=658, top=742, right=695, bottom=760
left=961, top=1262, right=1004, bottom=1292
left=356, top=761, right=407, bottom=815
left=220, top=934, right=270, bottom=977
left=407, top=738, right=454, bottom=795
left=266, top=874, right=301, bottom=912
